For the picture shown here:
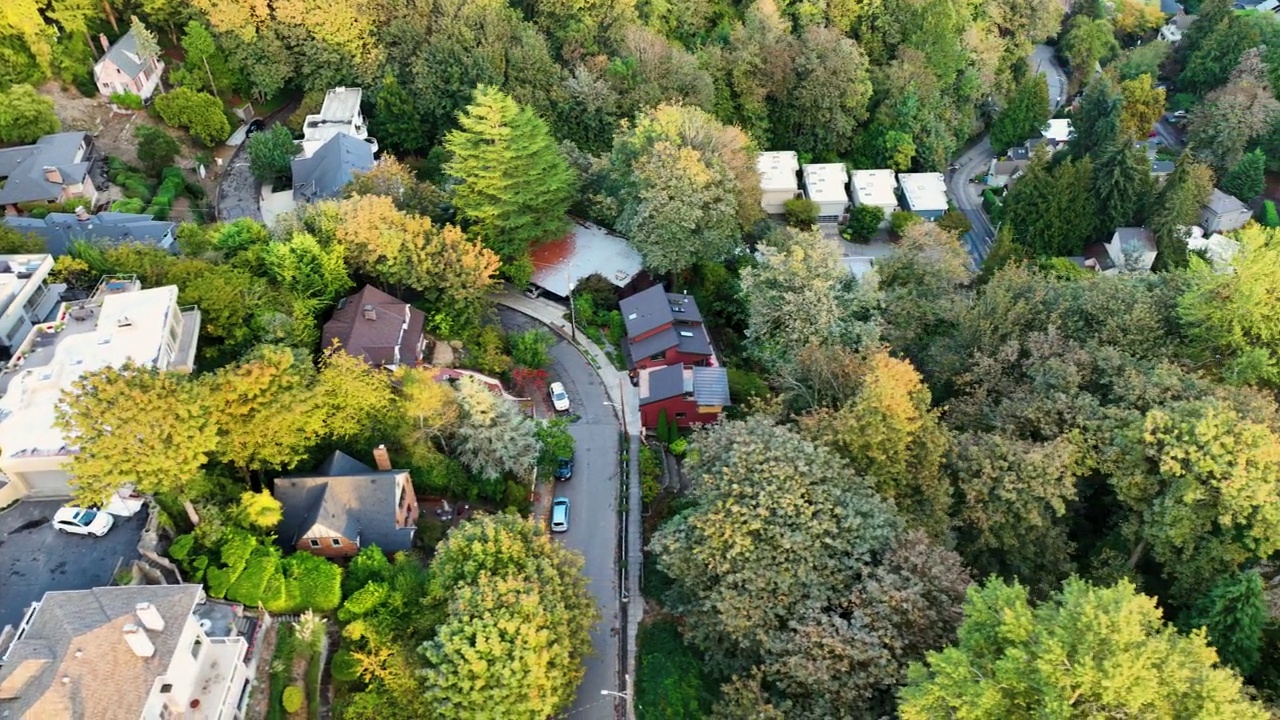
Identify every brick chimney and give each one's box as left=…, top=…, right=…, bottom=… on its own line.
left=99, top=34, right=110, bottom=54
left=43, top=166, right=62, bottom=185
left=134, top=602, right=165, bottom=632
left=373, top=444, right=391, bottom=471
left=122, top=624, right=155, bottom=658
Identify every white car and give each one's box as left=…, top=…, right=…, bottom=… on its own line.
left=53, top=506, right=114, bottom=536
left=551, top=497, right=570, bottom=533
left=549, top=382, right=570, bottom=412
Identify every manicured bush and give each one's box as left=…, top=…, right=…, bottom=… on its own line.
left=844, top=204, right=885, bottom=241
left=640, top=446, right=662, bottom=504
left=111, top=198, right=147, bottom=213
left=271, top=552, right=343, bottom=613
left=1263, top=200, right=1279, bottom=228
left=218, top=528, right=256, bottom=574
left=224, top=546, right=279, bottom=606
left=282, top=685, right=304, bottom=713
left=154, top=87, right=231, bottom=146
left=657, top=409, right=672, bottom=445
left=510, top=328, right=555, bottom=369
left=337, top=582, right=389, bottom=622
left=205, top=566, right=233, bottom=599
left=168, top=533, right=195, bottom=561
left=110, top=90, right=144, bottom=110
left=670, top=437, right=688, bottom=456
left=783, top=197, right=821, bottom=228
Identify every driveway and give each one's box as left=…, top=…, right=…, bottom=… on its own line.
left=497, top=308, right=622, bottom=719
left=0, top=500, right=146, bottom=630
left=216, top=100, right=299, bottom=223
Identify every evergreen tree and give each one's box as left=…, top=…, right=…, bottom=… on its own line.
left=1187, top=570, right=1267, bottom=677
left=990, top=74, right=1050, bottom=153
left=1151, top=154, right=1215, bottom=270
left=1221, top=149, right=1266, bottom=202
left=371, top=73, right=428, bottom=155
left=977, top=225, right=1027, bottom=284
left=1070, top=75, right=1123, bottom=159
left=1092, top=140, right=1153, bottom=233
left=130, top=16, right=161, bottom=63
left=444, top=86, right=577, bottom=265
left=1006, top=151, right=1097, bottom=257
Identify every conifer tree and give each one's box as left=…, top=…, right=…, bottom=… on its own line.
left=1187, top=570, right=1267, bottom=677
left=1221, top=149, right=1266, bottom=202
left=1092, top=140, right=1153, bottom=233
left=130, top=16, right=160, bottom=62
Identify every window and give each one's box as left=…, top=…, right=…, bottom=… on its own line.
left=675, top=412, right=687, bottom=419
left=160, top=683, right=173, bottom=694
left=649, top=352, right=665, bottom=361
left=331, top=538, right=342, bottom=547
left=190, top=637, right=203, bottom=661
left=308, top=538, right=321, bottom=548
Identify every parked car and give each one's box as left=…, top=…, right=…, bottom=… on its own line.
left=554, top=456, right=574, bottom=481
left=551, top=497, right=570, bottom=533
left=245, top=118, right=265, bottom=137
left=52, top=506, right=114, bottom=537
left=549, top=382, right=570, bottom=412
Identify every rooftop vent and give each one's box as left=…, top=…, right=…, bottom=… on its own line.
left=135, top=602, right=165, bottom=632
left=362, top=304, right=377, bottom=321
left=678, top=331, right=694, bottom=337
left=122, top=624, right=155, bottom=658
left=117, top=315, right=132, bottom=328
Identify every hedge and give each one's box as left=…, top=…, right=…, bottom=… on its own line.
left=266, top=552, right=343, bottom=613
left=225, top=546, right=279, bottom=607
left=206, top=566, right=233, bottom=599
left=154, top=88, right=231, bottom=146
left=336, top=582, right=388, bottom=622
left=330, top=648, right=361, bottom=682
left=168, top=534, right=195, bottom=561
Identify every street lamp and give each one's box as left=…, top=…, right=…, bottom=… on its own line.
left=600, top=690, right=631, bottom=699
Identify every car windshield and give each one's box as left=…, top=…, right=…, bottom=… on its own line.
left=553, top=390, right=567, bottom=400
left=73, top=509, right=97, bottom=524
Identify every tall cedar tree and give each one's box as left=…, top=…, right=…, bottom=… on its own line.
left=1091, top=139, right=1153, bottom=234
left=1070, top=74, right=1123, bottom=159
left=1221, top=149, right=1266, bottom=201
left=444, top=86, right=577, bottom=265
left=990, top=73, right=1050, bottom=153
left=1187, top=570, right=1268, bottom=677
left=1150, top=153, right=1215, bottom=270
left=1005, top=150, right=1097, bottom=256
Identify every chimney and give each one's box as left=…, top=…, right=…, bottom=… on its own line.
left=74, top=206, right=90, bottom=221
left=43, top=166, right=62, bottom=185
left=373, top=444, right=391, bottom=471
left=122, top=624, right=155, bottom=658
left=135, top=602, right=165, bottom=632
left=362, top=304, right=376, bottom=321
left=99, top=34, right=110, bottom=53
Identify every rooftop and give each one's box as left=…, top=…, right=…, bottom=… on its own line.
left=638, top=365, right=731, bottom=406
left=292, top=133, right=375, bottom=203
left=0, top=132, right=91, bottom=206
left=757, top=151, right=800, bottom=192
left=1187, top=225, right=1240, bottom=271
left=0, top=254, right=54, bottom=322
left=528, top=219, right=643, bottom=298
left=301, top=87, right=370, bottom=156
left=318, top=87, right=363, bottom=124
left=323, top=285, right=424, bottom=369
left=1205, top=188, right=1249, bottom=214
left=897, top=172, right=949, bottom=212
left=849, top=169, right=898, bottom=208
left=0, top=584, right=203, bottom=719
left=96, top=28, right=149, bottom=78
left=1042, top=118, right=1074, bottom=144
left=3, top=211, right=175, bottom=257
left=274, top=450, right=415, bottom=553
left=1150, top=160, right=1175, bottom=175
left=802, top=163, right=849, bottom=205
left=0, top=278, right=198, bottom=463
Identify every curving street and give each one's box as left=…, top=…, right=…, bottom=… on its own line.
left=947, top=44, right=1069, bottom=266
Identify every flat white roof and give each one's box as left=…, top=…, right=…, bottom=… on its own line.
left=802, top=163, right=849, bottom=205
left=1186, top=225, right=1240, bottom=270
left=898, top=172, right=949, bottom=212
left=319, top=87, right=362, bottom=123
left=0, top=286, right=179, bottom=462
left=849, top=169, right=898, bottom=207
left=757, top=151, right=800, bottom=192
left=0, top=255, right=53, bottom=322
left=529, top=220, right=643, bottom=298
left=1043, top=118, right=1073, bottom=143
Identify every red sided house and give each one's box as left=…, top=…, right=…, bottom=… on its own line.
left=639, top=364, right=731, bottom=429
left=620, top=284, right=715, bottom=370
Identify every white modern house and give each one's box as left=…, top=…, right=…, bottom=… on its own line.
left=1082, top=227, right=1158, bottom=274
left=757, top=151, right=801, bottom=214
left=802, top=163, right=849, bottom=222
left=1159, top=13, right=1197, bottom=43
left=298, top=87, right=377, bottom=158
left=1042, top=119, right=1074, bottom=149
left=0, top=585, right=252, bottom=720
left=849, top=169, right=899, bottom=225
left=0, top=254, right=61, bottom=362
left=897, top=172, right=949, bottom=220
left=0, top=277, right=200, bottom=505
left=1186, top=224, right=1240, bottom=272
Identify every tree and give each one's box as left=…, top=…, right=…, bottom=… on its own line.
left=1150, top=154, right=1214, bottom=270
left=509, top=329, right=555, bottom=369
left=420, top=513, right=596, bottom=719
left=977, top=224, right=1028, bottom=284
left=135, top=125, right=181, bottom=176
left=1190, top=49, right=1280, bottom=170
left=1059, top=16, right=1119, bottom=90
left=1118, top=74, right=1166, bottom=141
left=1005, top=151, right=1098, bottom=257
left=783, top=197, right=819, bottom=228
left=740, top=228, right=881, bottom=372
left=776, top=26, right=873, bottom=159
left=0, top=84, right=61, bottom=144
left=901, top=577, right=1269, bottom=719
left=1091, top=139, right=1153, bottom=233
left=1070, top=74, right=1123, bottom=158
left=246, top=124, right=300, bottom=186
left=1112, top=0, right=1166, bottom=39
left=316, top=348, right=396, bottom=445
left=395, top=366, right=460, bottom=445
left=154, top=87, right=231, bottom=146
left=129, top=15, right=160, bottom=63
left=343, top=154, right=449, bottom=222
left=236, top=490, right=283, bottom=529
left=1264, top=199, right=1279, bottom=227
left=207, top=345, right=326, bottom=477
left=845, top=204, right=885, bottom=241
left=1115, top=40, right=1172, bottom=81
left=56, top=364, right=217, bottom=505
left=444, top=86, right=577, bottom=264
left=452, top=375, right=538, bottom=480
left=0, top=226, right=46, bottom=253
left=369, top=73, right=427, bottom=155
left=1187, top=570, right=1267, bottom=677
left=990, top=73, right=1050, bottom=153
left=937, top=209, right=972, bottom=235
left=1221, top=149, right=1266, bottom=202
left=262, top=232, right=351, bottom=304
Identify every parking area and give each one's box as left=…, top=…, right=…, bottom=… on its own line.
left=0, top=500, right=146, bottom=631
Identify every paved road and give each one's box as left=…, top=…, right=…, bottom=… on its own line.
left=497, top=309, right=622, bottom=720
left=947, top=44, right=1069, bottom=265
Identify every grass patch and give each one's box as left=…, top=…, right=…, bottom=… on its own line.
left=636, top=618, right=716, bottom=719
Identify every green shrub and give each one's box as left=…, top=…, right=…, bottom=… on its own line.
left=331, top=648, right=362, bottom=682
left=225, top=546, right=279, bottom=606
left=1263, top=200, right=1279, bottom=228
left=342, top=545, right=390, bottom=598
left=154, top=87, right=231, bottom=146
left=657, top=409, right=672, bottom=445
left=890, top=210, right=920, bottom=235
left=670, top=437, right=688, bottom=456
left=337, top=582, right=388, bottom=622
left=574, top=273, right=620, bottom=311
left=938, top=208, right=972, bottom=234
left=509, top=328, right=555, bottom=369
left=168, top=534, right=195, bottom=561
left=726, top=368, right=770, bottom=406
left=282, top=685, right=304, bottom=713
left=218, top=528, right=257, bottom=574
left=110, top=91, right=144, bottom=110
left=635, top=619, right=715, bottom=719
left=185, top=181, right=206, bottom=200
left=190, top=555, right=209, bottom=582
left=28, top=207, right=51, bottom=219
left=111, top=198, right=147, bottom=213
left=783, top=197, right=821, bottom=228
left=640, top=446, right=662, bottom=504
left=205, top=566, right=233, bottom=598
left=844, top=204, right=885, bottom=241
left=272, top=552, right=343, bottom=613
left=136, top=125, right=180, bottom=176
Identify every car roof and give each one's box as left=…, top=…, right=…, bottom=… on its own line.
left=53, top=507, right=85, bottom=522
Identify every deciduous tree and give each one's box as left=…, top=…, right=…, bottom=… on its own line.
left=776, top=26, right=873, bottom=159
left=154, top=87, right=231, bottom=146
left=1118, top=73, right=1165, bottom=141
left=135, top=125, right=181, bottom=176
left=246, top=124, right=300, bottom=186
left=0, top=84, right=61, bottom=144
left=1221, top=149, right=1265, bottom=202
left=316, top=347, right=397, bottom=445
left=1189, top=48, right=1280, bottom=170
left=1059, top=15, right=1119, bottom=90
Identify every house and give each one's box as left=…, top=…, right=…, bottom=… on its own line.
left=757, top=151, right=801, bottom=214
left=273, top=447, right=419, bottom=557
left=985, top=159, right=1030, bottom=188
left=0, top=132, right=100, bottom=213
left=1006, top=146, right=1031, bottom=162
left=526, top=219, right=643, bottom=299
left=0, top=584, right=251, bottom=719
left=292, top=133, right=375, bottom=204
left=638, top=364, right=730, bottom=429
left=0, top=254, right=61, bottom=362
left=1150, top=160, right=1175, bottom=179
left=1201, top=189, right=1253, bottom=233
left=802, top=163, right=849, bottom=222
left=1081, top=227, right=1158, bottom=274
left=1160, top=13, right=1197, bottom=42
left=322, top=285, right=426, bottom=370
left=1187, top=224, right=1240, bottom=272
left=299, top=87, right=377, bottom=158
left=0, top=277, right=200, bottom=505
left=897, top=172, right=949, bottom=220
left=1041, top=119, right=1073, bottom=149
left=619, top=284, right=715, bottom=371
left=92, top=30, right=165, bottom=101
left=849, top=169, right=899, bottom=223
left=3, top=209, right=176, bottom=256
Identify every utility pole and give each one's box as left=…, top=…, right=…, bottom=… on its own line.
left=566, top=268, right=576, bottom=342
left=617, top=377, right=628, bottom=436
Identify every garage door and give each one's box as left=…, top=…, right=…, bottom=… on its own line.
left=20, top=469, right=74, bottom=497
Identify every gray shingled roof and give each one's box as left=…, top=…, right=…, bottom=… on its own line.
left=3, top=211, right=175, bottom=256
left=0, top=133, right=91, bottom=206
left=675, top=324, right=713, bottom=356
left=0, top=585, right=202, bottom=719
left=1205, top=188, right=1248, bottom=214
left=620, top=285, right=710, bottom=367
left=274, top=451, right=415, bottom=553
left=620, top=285, right=674, bottom=339
left=1150, top=160, right=1175, bottom=175
left=292, top=133, right=375, bottom=203
left=641, top=364, right=686, bottom=404
left=100, top=29, right=146, bottom=79
left=322, top=285, right=426, bottom=367
left=692, top=366, right=731, bottom=406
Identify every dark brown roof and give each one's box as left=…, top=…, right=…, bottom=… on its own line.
left=323, top=285, right=425, bottom=367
